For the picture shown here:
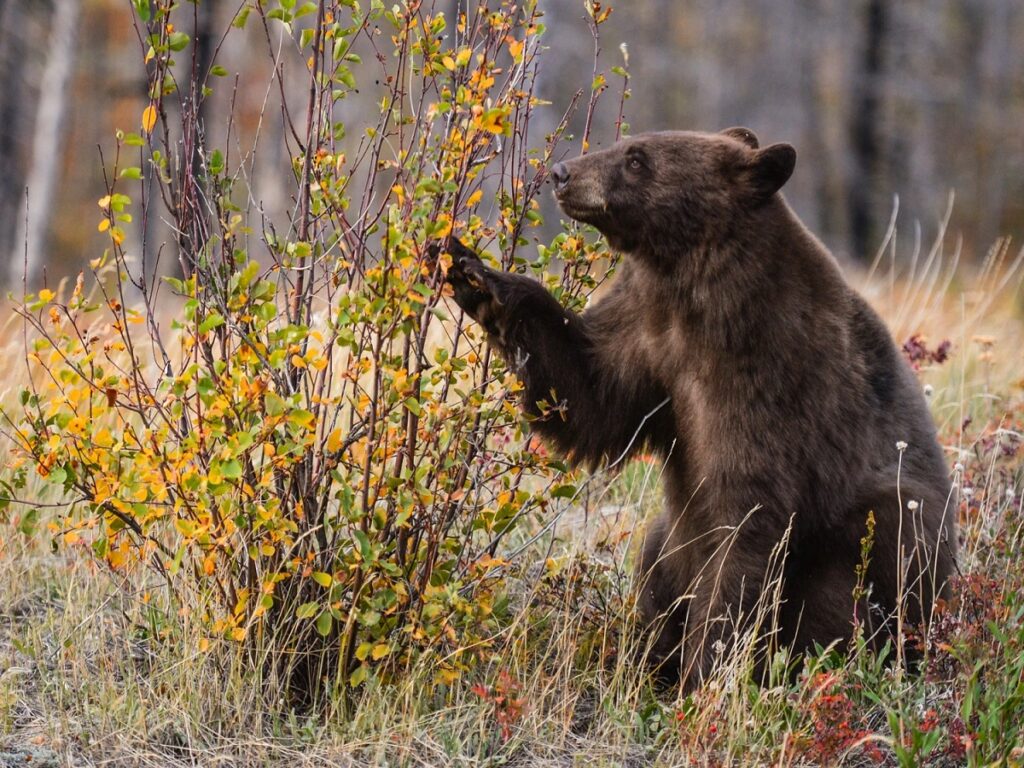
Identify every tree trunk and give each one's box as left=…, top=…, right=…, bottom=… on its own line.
left=9, top=0, right=80, bottom=288
left=848, top=0, right=888, bottom=263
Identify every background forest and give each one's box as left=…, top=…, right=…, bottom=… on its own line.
left=2, top=0, right=1024, bottom=287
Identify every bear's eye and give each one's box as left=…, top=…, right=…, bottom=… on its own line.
left=628, top=157, right=642, bottom=170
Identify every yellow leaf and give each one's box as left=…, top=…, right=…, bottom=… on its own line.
left=434, top=213, right=453, bottom=239
left=108, top=547, right=128, bottom=570
left=38, top=288, right=55, bottom=303
left=98, top=219, right=110, bottom=232
left=442, top=55, right=456, bottom=71
left=465, top=189, right=483, bottom=208
left=371, top=643, right=390, bottom=660
left=98, top=195, right=111, bottom=209
left=142, top=104, right=157, bottom=134
left=508, top=38, right=524, bottom=63
left=327, top=428, right=343, bottom=453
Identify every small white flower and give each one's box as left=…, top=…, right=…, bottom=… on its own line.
left=923, top=384, right=934, bottom=398
left=896, top=441, right=908, bottom=451
left=1007, top=487, right=1017, bottom=500
left=907, top=499, right=919, bottom=511
left=954, top=462, right=964, bottom=473
left=712, top=639, right=726, bottom=656
left=962, top=487, right=974, bottom=498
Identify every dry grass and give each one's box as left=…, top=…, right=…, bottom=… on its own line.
left=2, top=234, right=1023, bottom=767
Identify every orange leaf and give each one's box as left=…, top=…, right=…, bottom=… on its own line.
left=142, top=104, right=157, bottom=134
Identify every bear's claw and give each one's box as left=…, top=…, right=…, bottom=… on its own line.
left=433, top=237, right=498, bottom=319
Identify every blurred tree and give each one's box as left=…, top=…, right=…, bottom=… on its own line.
left=0, top=0, right=38, bottom=282
left=10, top=0, right=80, bottom=287
left=2, top=0, right=1023, bottom=289
left=849, top=0, right=888, bottom=263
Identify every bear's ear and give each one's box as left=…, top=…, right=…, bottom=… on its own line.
left=743, top=142, right=796, bottom=201
left=721, top=126, right=759, bottom=149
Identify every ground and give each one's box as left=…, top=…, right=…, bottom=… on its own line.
left=2, top=254, right=1023, bottom=766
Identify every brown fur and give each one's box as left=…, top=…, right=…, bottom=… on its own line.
left=443, top=128, right=957, bottom=689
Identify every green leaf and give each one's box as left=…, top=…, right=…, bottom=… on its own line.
left=220, top=459, right=242, bottom=479
left=209, top=149, right=224, bottom=175
left=315, top=610, right=333, bottom=637
left=198, top=313, right=225, bottom=334
left=120, top=166, right=142, bottom=180
left=133, top=0, right=151, bottom=22
left=209, top=65, right=228, bottom=77
left=353, top=530, right=372, bottom=562
left=312, top=571, right=333, bottom=588
left=551, top=484, right=577, bottom=499
left=349, top=663, right=367, bottom=687
left=168, top=32, right=191, bottom=52
left=17, top=508, right=39, bottom=536
left=264, top=391, right=286, bottom=416
left=295, top=601, right=319, bottom=619
left=288, top=409, right=316, bottom=429
left=404, top=397, right=422, bottom=417
left=337, top=66, right=356, bottom=89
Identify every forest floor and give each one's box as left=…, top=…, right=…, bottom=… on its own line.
left=2, top=252, right=1024, bottom=767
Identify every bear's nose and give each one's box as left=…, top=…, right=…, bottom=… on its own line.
left=550, top=162, right=570, bottom=189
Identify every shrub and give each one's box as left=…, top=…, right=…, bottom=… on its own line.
left=1, top=0, right=625, bottom=704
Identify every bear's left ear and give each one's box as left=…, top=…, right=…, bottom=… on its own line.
left=743, top=142, right=796, bottom=202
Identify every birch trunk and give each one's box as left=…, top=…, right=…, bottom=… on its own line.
left=9, top=0, right=80, bottom=289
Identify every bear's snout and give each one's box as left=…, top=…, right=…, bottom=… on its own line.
left=550, top=158, right=607, bottom=221
left=549, top=162, right=570, bottom=190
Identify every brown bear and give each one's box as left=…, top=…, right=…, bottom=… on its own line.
left=442, top=128, right=957, bottom=689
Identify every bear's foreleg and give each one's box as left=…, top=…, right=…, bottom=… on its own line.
left=441, top=238, right=669, bottom=467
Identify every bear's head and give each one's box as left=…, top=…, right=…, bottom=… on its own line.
left=550, top=128, right=796, bottom=263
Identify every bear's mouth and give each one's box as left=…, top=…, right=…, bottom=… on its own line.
left=553, top=192, right=606, bottom=225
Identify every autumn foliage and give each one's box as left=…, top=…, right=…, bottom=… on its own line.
left=1, top=0, right=624, bottom=703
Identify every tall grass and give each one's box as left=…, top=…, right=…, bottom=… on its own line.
left=2, top=232, right=1023, bottom=765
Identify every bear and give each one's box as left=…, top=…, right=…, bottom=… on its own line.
left=440, top=127, right=957, bottom=689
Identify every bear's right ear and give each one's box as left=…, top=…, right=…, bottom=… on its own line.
left=743, top=142, right=796, bottom=202
left=721, top=126, right=759, bottom=149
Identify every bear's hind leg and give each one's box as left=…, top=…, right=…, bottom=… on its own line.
left=779, top=549, right=860, bottom=661
left=635, top=514, right=689, bottom=680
